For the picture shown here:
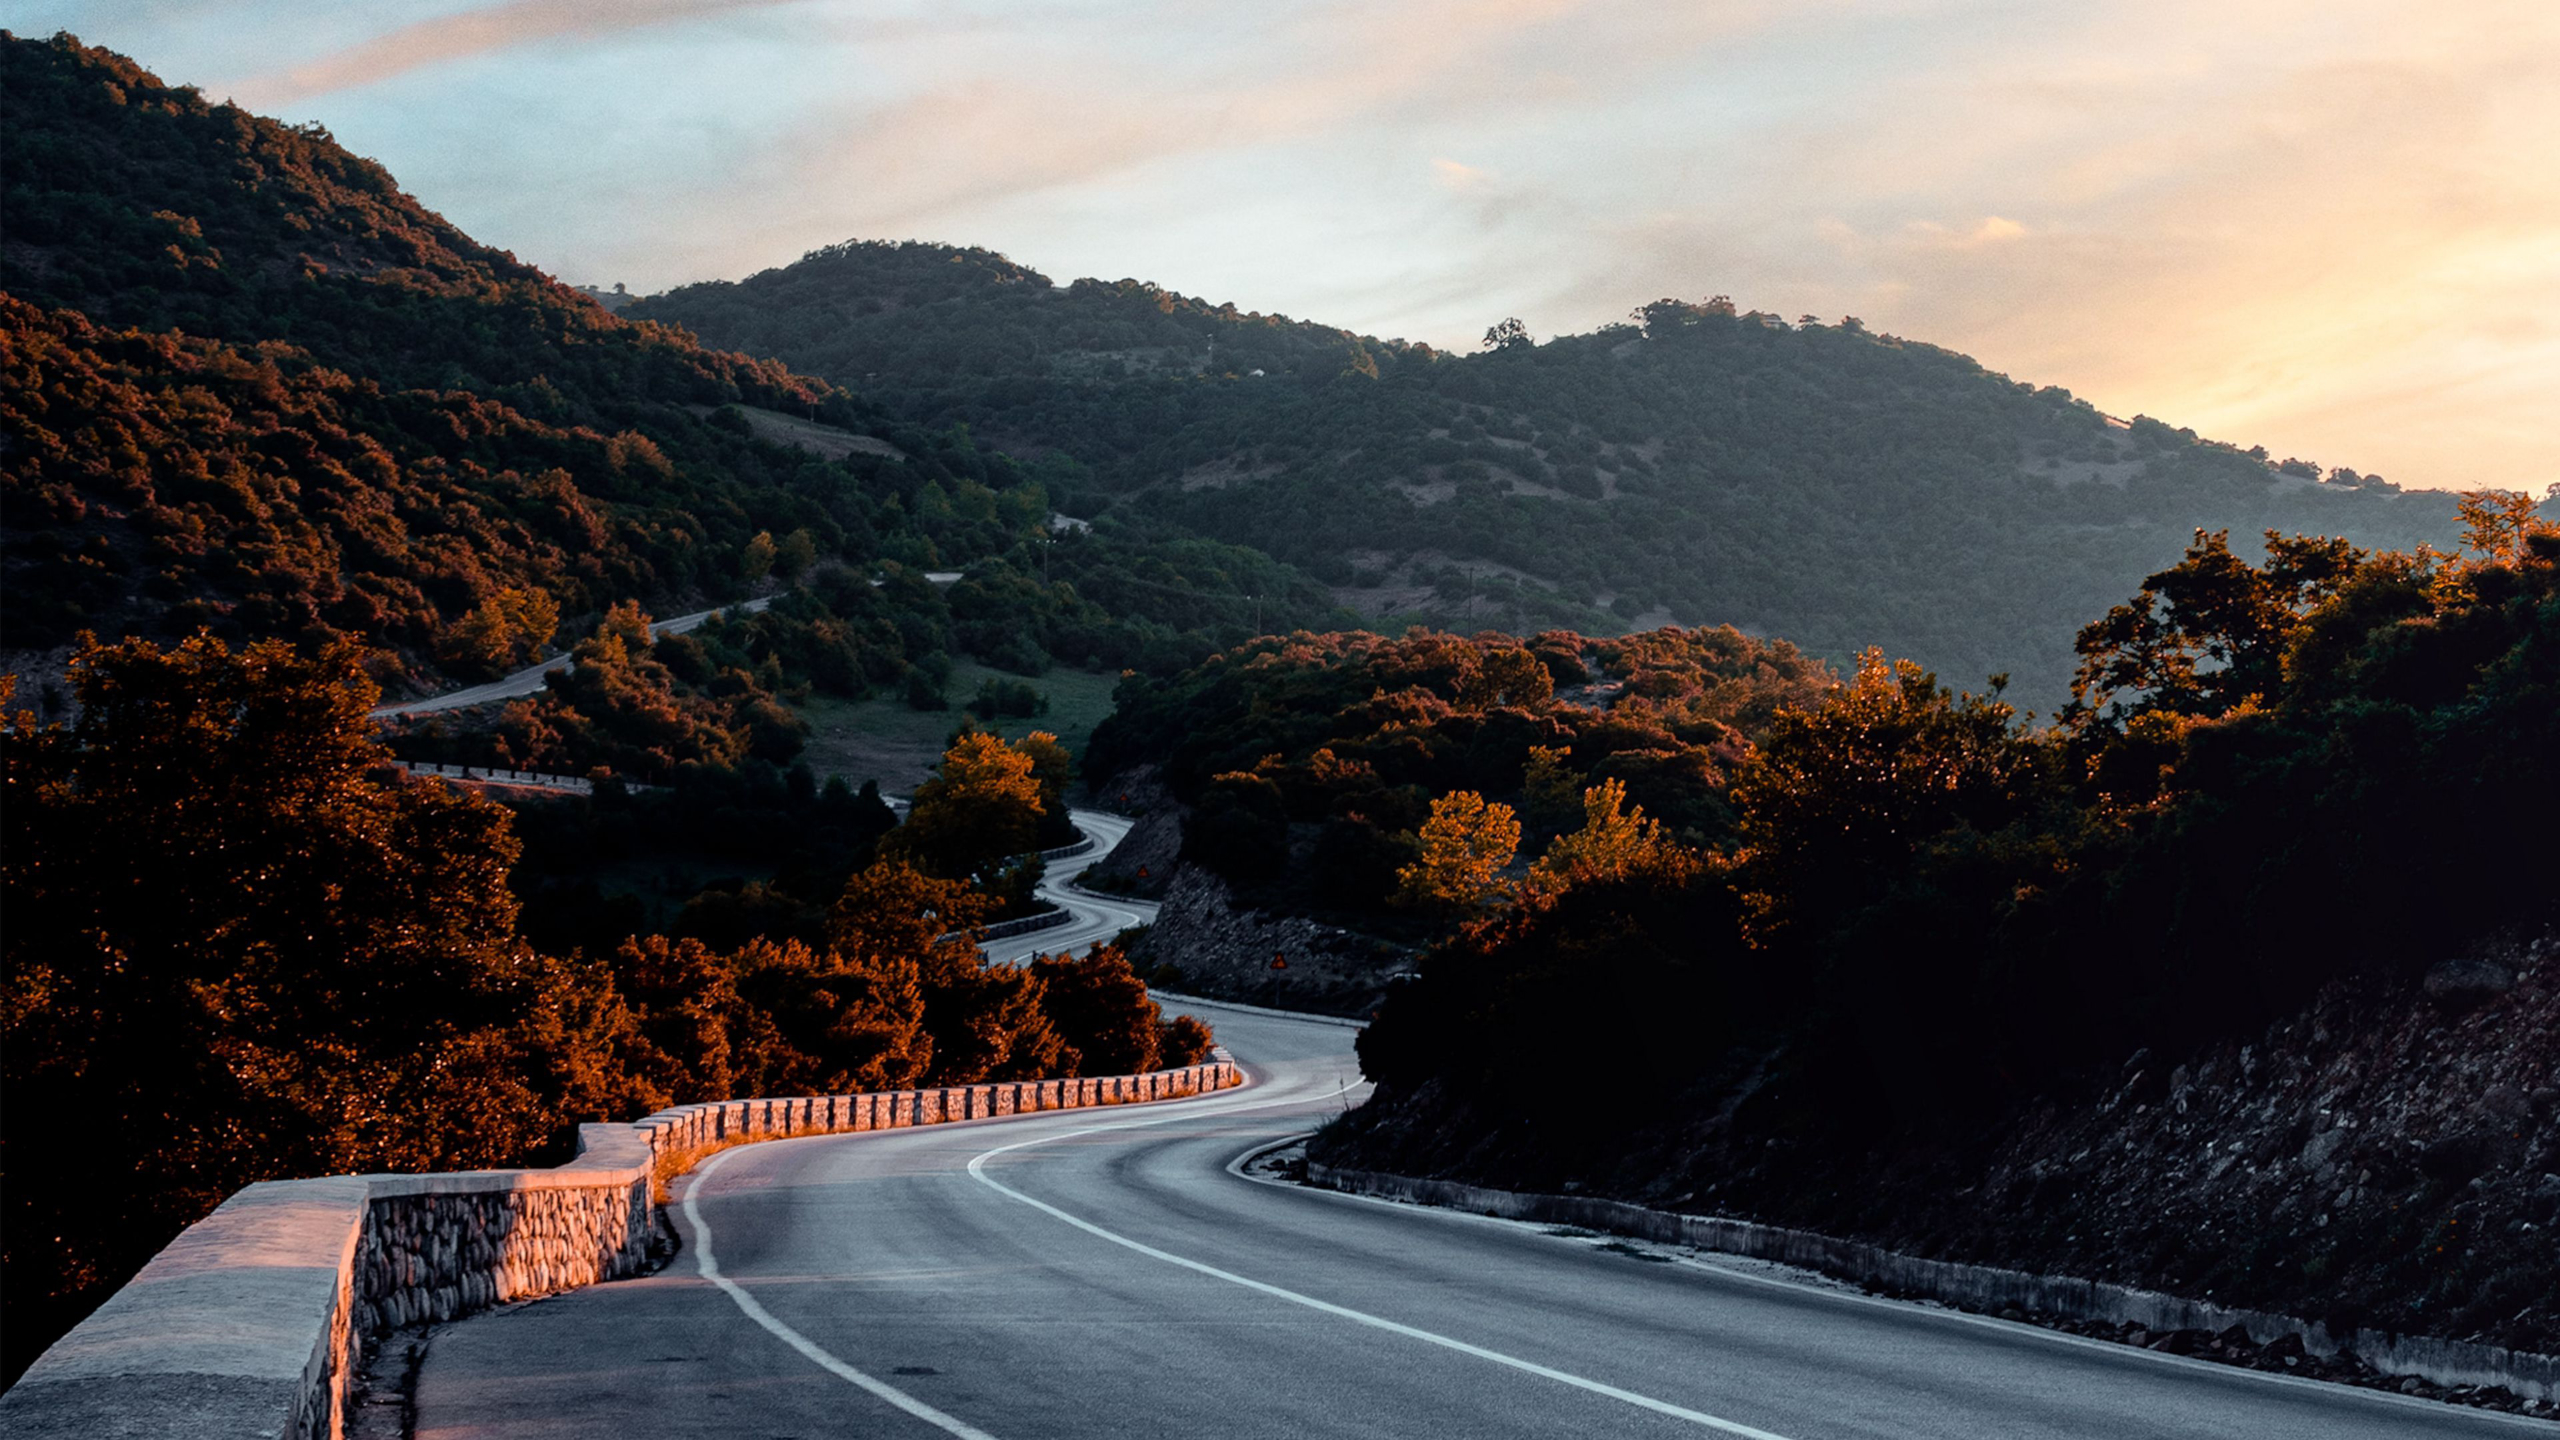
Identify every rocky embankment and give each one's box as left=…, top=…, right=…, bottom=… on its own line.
left=1320, top=931, right=2560, bottom=1361
left=1088, top=767, right=1411, bottom=1018
left=1129, top=862, right=1396, bottom=1018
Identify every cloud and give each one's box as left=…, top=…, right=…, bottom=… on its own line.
left=88, top=0, right=2551, bottom=489
left=233, top=0, right=810, bottom=106
left=1432, top=158, right=1490, bottom=192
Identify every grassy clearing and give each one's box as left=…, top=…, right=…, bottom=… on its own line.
left=794, top=662, right=1125, bottom=792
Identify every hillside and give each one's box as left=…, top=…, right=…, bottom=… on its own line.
left=0, top=34, right=1343, bottom=706
left=636, top=246, right=2476, bottom=705
left=1322, top=517, right=2560, bottom=1364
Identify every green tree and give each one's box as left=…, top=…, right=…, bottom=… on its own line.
left=2066, top=529, right=2366, bottom=726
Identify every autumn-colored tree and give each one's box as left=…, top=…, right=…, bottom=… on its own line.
left=1394, top=790, right=1521, bottom=914
left=1011, top=728, right=1083, bottom=849
left=827, top=857, right=993, bottom=970
left=1520, top=744, right=1582, bottom=828
left=498, top=604, right=807, bottom=779
left=733, top=937, right=933, bottom=1094
left=1526, top=778, right=1697, bottom=897
left=2450, top=487, right=2554, bottom=569
left=1732, top=649, right=2042, bottom=946
left=824, top=857, right=1059, bottom=1083
left=1031, top=944, right=1164, bottom=1075
left=891, top=729, right=1048, bottom=882
left=442, top=586, right=561, bottom=676
left=1, top=634, right=630, bottom=1379
left=1456, top=642, right=1553, bottom=711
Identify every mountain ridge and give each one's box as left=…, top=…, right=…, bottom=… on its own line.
left=632, top=246, right=2473, bottom=705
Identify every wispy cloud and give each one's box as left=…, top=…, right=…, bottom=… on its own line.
left=233, top=0, right=812, bottom=107
left=40, top=0, right=2560, bottom=489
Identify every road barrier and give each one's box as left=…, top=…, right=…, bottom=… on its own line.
left=2, top=1059, right=1242, bottom=1440
left=1305, top=1162, right=2560, bottom=1405
left=395, top=760, right=593, bottom=795
left=963, top=907, right=1078, bottom=943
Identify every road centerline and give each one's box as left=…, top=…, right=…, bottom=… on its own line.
left=962, top=1108, right=1797, bottom=1440
left=684, top=1146, right=1006, bottom=1440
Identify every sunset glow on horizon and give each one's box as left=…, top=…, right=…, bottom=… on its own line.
left=17, top=0, right=2558, bottom=494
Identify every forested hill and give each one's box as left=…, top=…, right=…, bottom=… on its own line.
left=0, top=34, right=1342, bottom=688
left=637, top=246, right=2475, bottom=705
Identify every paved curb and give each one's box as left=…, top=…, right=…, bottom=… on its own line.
left=1304, top=1162, right=2560, bottom=1405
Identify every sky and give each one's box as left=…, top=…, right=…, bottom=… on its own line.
left=16, top=0, right=2558, bottom=493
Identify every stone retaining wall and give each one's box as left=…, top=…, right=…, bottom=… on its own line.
left=1, top=1059, right=1239, bottom=1440
left=1306, top=1161, right=2560, bottom=1404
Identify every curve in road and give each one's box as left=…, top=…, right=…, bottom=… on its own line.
left=370, top=598, right=775, bottom=718
left=976, top=808, right=1159, bottom=966
left=412, top=999, right=2548, bottom=1438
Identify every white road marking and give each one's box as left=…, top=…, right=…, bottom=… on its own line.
left=964, top=1104, right=1797, bottom=1440
left=1231, top=1142, right=2560, bottom=1433
left=684, top=1146, right=1005, bottom=1440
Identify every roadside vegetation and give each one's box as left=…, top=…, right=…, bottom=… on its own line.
left=1325, top=498, right=2558, bottom=1352
left=0, top=637, right=1209, bottom=1385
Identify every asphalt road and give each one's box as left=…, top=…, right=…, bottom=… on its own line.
left=978, top=809, right=1159, bottom=966
left=371, top=599, right=774, bottom=717
left=412, top=1000, right=2548, bottom=1439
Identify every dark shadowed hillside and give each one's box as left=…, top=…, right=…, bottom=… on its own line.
left=637, top=246, right=2480, bottom=705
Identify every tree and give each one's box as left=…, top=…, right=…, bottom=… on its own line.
left=1394, top=790, right=1521, bottom=914
left=1520, top=744, right=1582, bottom=828
left=1481, top=317, right=1530, bottom=351
left=824, top=857, right=1056, bottom=1082
left=2065, top=530, right=2365, bottom=726
left=1526, top=778, right=1695, bottom=896
left=1011, top=729, right=1081, bottom=848
left=827, top=857, right=992, bottom=965
left=442, top=586, right=560, bottom=675
left=889, top=728, right=1049, bottom=885
left=774, top=528, right=819, bottom=581
left=733, top=937, right=932, bottom=1094
left=1030, top=943, right=1163, bottom=1075
left=3, top=634, right=626, bottom=1379
left=2452, top=487, right=2549, bottom=567
left=1732, top=649, right=2040, bottom=946
left=1456, top=643, right=1552, bottom=711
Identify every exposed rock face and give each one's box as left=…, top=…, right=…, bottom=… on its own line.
left=1081, top=766, right=1186, bottom=900
left=1323, top=930, right=2560, bottom=1355
left=1134, top=862, right=1403, bottom=1019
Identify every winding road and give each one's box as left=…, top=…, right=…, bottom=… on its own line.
left=976, top=809, right=1158, bottom=966
left=412, top=1005, right=2547, bottom=1437
left=370, top=599, right=775, bottom=718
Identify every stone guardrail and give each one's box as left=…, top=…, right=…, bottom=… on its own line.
left=396, top=760, right=593, bottom=795
left=965, top=906, right=1078, bottom=944
left=1305, top=1162, right=2560, bottom=1405
left=2, top=1060, right=1242, bottom=1440
left=1037, top=834, right=1097, bottom=862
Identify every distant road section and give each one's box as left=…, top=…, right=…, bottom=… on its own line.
left=369, top=598, right=774, bottom=718
left=977, top=809, right=1158, bottom=965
